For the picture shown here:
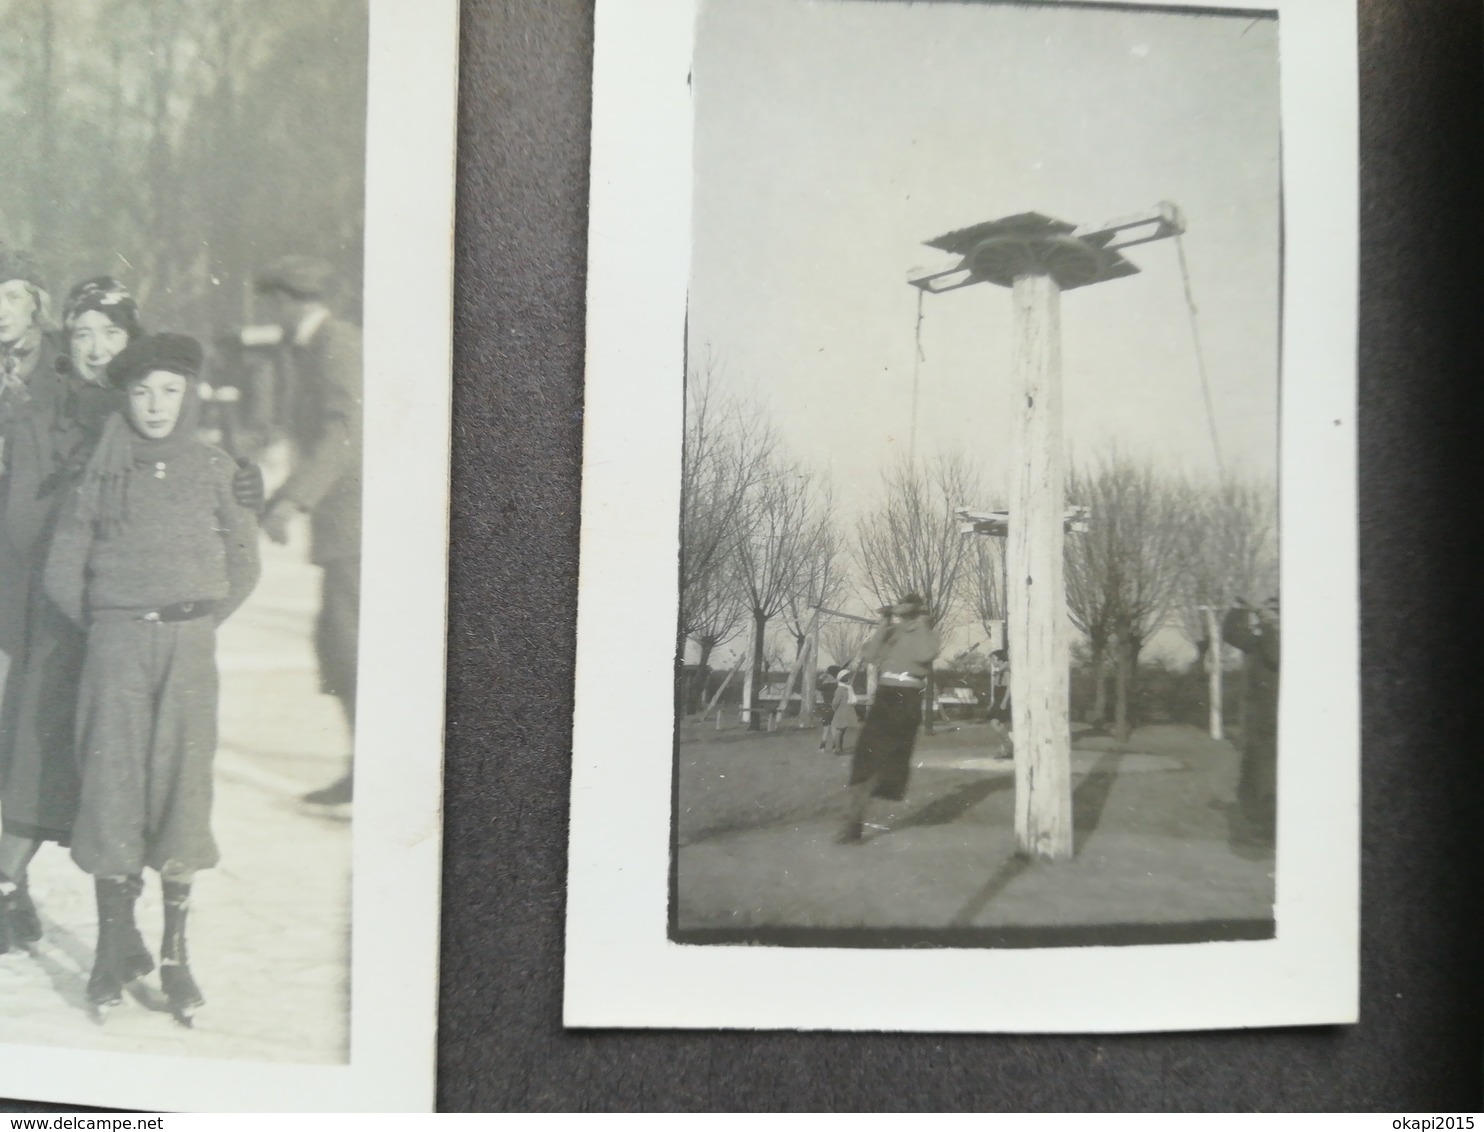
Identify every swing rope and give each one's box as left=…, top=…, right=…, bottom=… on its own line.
left=1173, top=231, right=1228, bottom=480
left=908, top=286, right=925, bottom=466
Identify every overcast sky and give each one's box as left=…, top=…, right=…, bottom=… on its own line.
left=689, top=0, right=1281, bottom=523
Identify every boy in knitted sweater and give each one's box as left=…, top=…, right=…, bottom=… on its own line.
left=45, top=332, right=260, bottom=1022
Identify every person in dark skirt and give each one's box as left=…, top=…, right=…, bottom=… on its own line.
left=45, top=333, right=260, bottom=1020
left=0, top=278, right=263, bottom=954
left=836, top=592, right=941, bottom=844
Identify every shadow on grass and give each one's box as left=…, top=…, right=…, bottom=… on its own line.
left=948, top=751, right=1124, bottom=926
left=893, top=776, right=1012, bottom=831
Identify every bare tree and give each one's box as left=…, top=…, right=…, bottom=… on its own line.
left=1066, top=453, right=1187, bottom=737
left=733, top=456, right=815, bottom=730
left=854, top=455, right=981, bottom=731
left=820, top=617, right=872, bottom=670
left=1065, top=461, right=1123, bottom=724
left=678, top=358, right=774, bottom=710
left=966, top=525, right=1007, bottom=645
left=781, top=483, right=846, bottom=659
left=683, top=561, right=747, bottom=714
left=1174, top=475, right=1278, bottom=648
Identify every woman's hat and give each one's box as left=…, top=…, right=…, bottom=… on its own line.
left=879, top=591, right=927, bottom=617
left=63, top=277, right=142, bottom=338
left=106, top=332, right=203, bottom=389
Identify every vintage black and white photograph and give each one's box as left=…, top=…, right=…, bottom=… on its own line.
left=567, top=0, right=1356, bottom=1032
left=0, top=0, right=454, bottom=1110
left=675, top=0, right=1280, bottom=948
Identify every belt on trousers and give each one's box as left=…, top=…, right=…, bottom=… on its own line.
left=92, top=600, right=217, bottom=625
left=880, top=672, right=926, bottom=689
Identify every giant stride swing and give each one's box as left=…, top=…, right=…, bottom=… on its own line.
left=907, top=204, right=1185, bottom=862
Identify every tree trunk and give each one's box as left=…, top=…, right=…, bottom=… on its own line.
left=923, top=668, right=936, bottom=735
left=689, top=638, right=715, bottom=716
left=1089, top=636, right=1108, bottom=724
left=746, top=611, right=766, bottom=731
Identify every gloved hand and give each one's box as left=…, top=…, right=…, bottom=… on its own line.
left=232, top=458, right=266, bottom=511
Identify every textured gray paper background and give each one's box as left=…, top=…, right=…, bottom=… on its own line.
left=6, top=0, right=1482, bottom=1112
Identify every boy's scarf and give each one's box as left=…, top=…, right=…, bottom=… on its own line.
left=75, top=384, right=201, bottom=537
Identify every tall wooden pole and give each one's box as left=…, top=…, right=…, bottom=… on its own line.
left=1007, top=272, right=1073, bottom=861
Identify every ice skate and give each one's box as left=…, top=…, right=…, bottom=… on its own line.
left=160, top=880, right=204, bottom=1027
left=87, top=876, right=155, bottom=1019
left=160, top=962, right=204, bottom=1027
left=7, top=883, right=42, bottom=945
left=300, top=772, right=352, bottom=821
left=0, top=869, right=39, bottom=951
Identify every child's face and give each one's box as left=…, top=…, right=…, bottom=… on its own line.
left=126, top=369, right=189, bottom=440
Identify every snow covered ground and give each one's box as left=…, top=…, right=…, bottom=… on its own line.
left=0, top=523, right=352, bottom=1064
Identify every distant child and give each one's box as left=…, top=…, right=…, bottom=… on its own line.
left=817, top=665, right=840, bottom=750
left=45, top=333, right=260, bottom=1022
left=825, top=667, right=857, bottom=754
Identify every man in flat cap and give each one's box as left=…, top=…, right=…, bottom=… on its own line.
left=254, top=255, right=362, bottom=814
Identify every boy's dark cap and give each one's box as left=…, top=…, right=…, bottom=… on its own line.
left=107, top=332, right=203, bottom=389
left=254, top=255, right=334, bottom=299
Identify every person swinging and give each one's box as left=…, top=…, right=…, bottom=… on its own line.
left=836, top=593, right=940, bottom=844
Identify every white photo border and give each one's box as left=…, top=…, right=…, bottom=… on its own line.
left=565, top=0, right=1358, bottom=1032
left=0, top=0, right=457, bottom=1109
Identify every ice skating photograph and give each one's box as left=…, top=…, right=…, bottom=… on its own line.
left=0, top=1, right=454, bottom=1107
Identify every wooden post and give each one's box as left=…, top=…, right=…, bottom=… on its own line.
left=799, top=608, right=822, bottom=727
left=741, top=631, right=757, bottom=726
left=698, top=651, right=746, bottom=720
left=774, top=639, right=809, bottom=727
left=1007, top=271, right=1073, bottom=862
left=1203, top=605, right=1224, bottom=741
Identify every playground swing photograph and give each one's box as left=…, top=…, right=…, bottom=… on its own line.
left=671, top=0, right=1282, bottom=949
left=566, top=0, right=1356, bottom=1033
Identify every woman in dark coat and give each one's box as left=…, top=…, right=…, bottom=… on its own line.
left=0, top=276, right=134, bottom=951
left=0, top=276, right=263, bottom=952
